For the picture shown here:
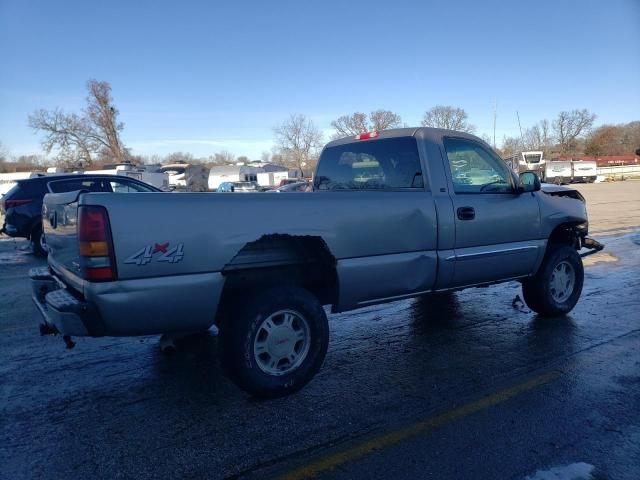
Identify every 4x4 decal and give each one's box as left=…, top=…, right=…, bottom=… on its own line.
left=124, top=243, right=184, bottom=265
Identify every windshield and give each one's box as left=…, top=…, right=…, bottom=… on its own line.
left=524, top=154, right=542, bottom=164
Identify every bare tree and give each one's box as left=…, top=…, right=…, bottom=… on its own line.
left=85, top=79, right=127, bottom=162
left=213, top=150, right=235, bottom=165
left=331, top=112, right=368, bottom=138
left=29, top=109, right=96, bottom=166
left=553, top=109, right=596, bottom=154
left=369, top=109, right=402, bottom=131
left=164, top=152, right=194, bottom=164
left=273, top=114, right=323, bottom=175
left=237, top=155, right=249, bottom=164
left=330, top=110, right=402, bottom=139
left=29, top=79, right=128, bottom=166
left=260, top=151, right=271, bottom=163
left=0, top=141, right=7, bottom=165
left=499, top=136, right=521, bottom=157
left=421, top=105, right=475, bottom=133
left=480, top=133, right=493, bottom=146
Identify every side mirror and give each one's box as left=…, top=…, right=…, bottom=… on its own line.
left=518, top=171, right=541, bottom=193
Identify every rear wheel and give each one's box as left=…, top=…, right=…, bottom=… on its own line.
left=219, top=286, right=329, bottom=398
left=522, top=245, right=583, bottom=317
left=31, top=226, right=47, bottom=257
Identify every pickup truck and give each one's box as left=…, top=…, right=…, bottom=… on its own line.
left=31, top=127, right=602, bottom=397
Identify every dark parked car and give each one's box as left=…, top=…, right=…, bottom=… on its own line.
left=216, top=181, right=236, bottom=192
left=267, top=181, right=312, bottom=192
left=0, top=174, right=160, bottom=256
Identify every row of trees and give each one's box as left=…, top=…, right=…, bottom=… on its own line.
left=501, top=109, right=598, bottom=157
left=272, top=106, right=477, bottom=173
left=12, top=79, right=640, bottom=173
left=584, top=121, right=640, bottom=156
left=501, top=114, right=640, bottom=159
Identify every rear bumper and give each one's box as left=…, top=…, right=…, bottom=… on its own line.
left=30, top=267, right=104, bottom=336
left=547, top=176, right=570, bottom=184
left=573, top=175, right=597, bottom=183
left=30, top=267, right=225, bottom=337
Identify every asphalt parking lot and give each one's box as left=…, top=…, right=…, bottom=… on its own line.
left=1, top=181, right=639, bottom=480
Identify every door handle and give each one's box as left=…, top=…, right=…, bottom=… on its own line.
left=457, top=206, right=475, bottom=220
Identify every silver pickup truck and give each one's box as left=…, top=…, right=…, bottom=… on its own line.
left=31, top=128, right=602, bottom=397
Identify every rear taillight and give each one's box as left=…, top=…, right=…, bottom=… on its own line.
left=5, top=198, right=33, bottom=208
left=78, top=206, right=117, bottom=282
left=355, top=131, right=379, bottom=140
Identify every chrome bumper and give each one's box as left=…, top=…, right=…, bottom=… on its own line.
left=29, top=267, right=103, bottom=336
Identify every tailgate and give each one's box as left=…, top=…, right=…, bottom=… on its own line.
left=42, top=191, right=84, bottom=292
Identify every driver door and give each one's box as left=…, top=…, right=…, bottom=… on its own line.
left=443, top=137, right=542, bottom=287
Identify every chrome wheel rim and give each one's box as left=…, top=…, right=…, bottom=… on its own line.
left=550, top=261, right=575, bottom=303
left=253, top=309, right=310, bottom=376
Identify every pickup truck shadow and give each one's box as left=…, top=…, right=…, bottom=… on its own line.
left=149, top=332, right=241, bottom=402
left=409, top=292, right=461, bottom=330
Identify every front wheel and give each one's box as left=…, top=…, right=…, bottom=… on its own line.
left=522, top=245, right=584, bottom=317
left=219, top=286, right=329, bottom=398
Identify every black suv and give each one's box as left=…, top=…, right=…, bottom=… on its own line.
left=0, top=174, right=160, bottom=256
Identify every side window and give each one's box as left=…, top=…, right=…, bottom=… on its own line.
left=314, top=137, right=424, bottom=191
left=49, top=179, right=110, bottom=193
left=109, top=180, right=152, bottom=192
left=443, top=138, right=513, bottom=193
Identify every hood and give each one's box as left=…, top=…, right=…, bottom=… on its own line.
left=541, top=183, right=585, bottom=202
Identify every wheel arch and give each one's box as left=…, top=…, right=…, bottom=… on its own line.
left=216, top=234, right=338, bottom=323
left=546, top=223, right=584, bottom=251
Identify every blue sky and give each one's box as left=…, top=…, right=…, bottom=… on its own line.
left=1, top=0, right=639, bottom=159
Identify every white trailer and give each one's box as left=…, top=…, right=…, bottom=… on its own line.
left=571, top=160, right=597, bottom=183
left=256, top=170, right=289, bottom=188
left=502, top=151, right=546, bottom=179
left=85, top=164, right=170, bottom=190
left=544, top=161, right=573, bottom=185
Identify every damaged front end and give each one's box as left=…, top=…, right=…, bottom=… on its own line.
left=540, top=184, right=604, bottom=258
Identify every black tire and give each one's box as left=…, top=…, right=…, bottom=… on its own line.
left=522, top=245, right=584, bottom=317
left=219, top=286, right=329, bottom=398
left=31, top=226, right=48, bottom=257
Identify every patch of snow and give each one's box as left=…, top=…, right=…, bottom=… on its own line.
left=525, top=462, right=596, bottom=480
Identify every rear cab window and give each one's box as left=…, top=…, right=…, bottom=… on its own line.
left=314, top=137, right=424, bottom=191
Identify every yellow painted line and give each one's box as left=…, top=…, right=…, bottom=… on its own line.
left=277, top=369, right=563, bottom=480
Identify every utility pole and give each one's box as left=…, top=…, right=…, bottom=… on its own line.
left=516, top=111, right=524, bottom=150
left=493, top=99, right=497, bottom=149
